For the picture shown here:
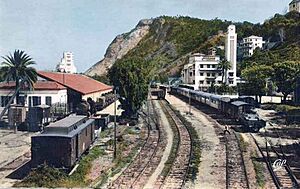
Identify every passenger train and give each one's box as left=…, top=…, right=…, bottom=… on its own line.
left=170, top=86, right=266, bottom=132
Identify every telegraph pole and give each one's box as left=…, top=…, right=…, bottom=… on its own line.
left=188, top=90, right=191, bottom=114
left=113, top=88, right=117, bottom=160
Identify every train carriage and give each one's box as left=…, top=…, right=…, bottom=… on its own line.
left=170, top=86, right=266, bottom=132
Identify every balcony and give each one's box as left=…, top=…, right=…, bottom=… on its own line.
left=206, top=76, right=217, bottom=80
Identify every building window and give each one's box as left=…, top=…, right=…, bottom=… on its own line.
left=189, top=72, right=193, bottom=76
left=229, top=81, right=233, bottom=84
left=200, top=81, right=204, bottom=84
left=207, top=65, right=210, bottom=68
left=193, top=80, right=195, bottom=84
left=28, top=97, right=32, bottom=107
left=18, top=96, right=25, bottom=105
left=218, top=81, right=222, bottom=84
left=45, top=96, right=52, bottom=106
left=207, top=73, right=211, bottom=77
left=207, top=81, right=210, bottom=85
left=200, top=72, right=204, bottom=76
left=218, top=73, right=222, bottom=76
left=212, top=65, right=216, bottom=68
left=200, top=65, right=204, bottom=68
left=32, top=96, right=41, bottom=106
left=229, top=72, right=234, bottom=77
left=1, top=96, right=11, bottom=107
left=212, top=73, right=215, bottom=77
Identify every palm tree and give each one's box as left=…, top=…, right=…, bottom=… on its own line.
left=217, top=60, right=231, bottom=84
left=1, top=50, right=37, bottom=104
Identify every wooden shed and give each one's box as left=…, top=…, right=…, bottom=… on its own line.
left=31, top=115, right=95, bottom=168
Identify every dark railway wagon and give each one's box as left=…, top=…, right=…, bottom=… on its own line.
left=31, top=115, right=95, bottom=168
left=151, top=89, right=166, bottom=99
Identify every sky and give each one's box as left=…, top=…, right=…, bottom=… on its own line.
left=0, top=0, right=291, bottom=72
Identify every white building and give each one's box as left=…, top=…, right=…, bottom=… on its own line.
left=56, top=52, right=77, bottom=74
left=240, top=36, right=265, bottom=57
left=181, top=25, right=238, bottom=90
left=0, top=81, right=67, bottom=107
left=181, top=53, right=222, bottom=91
left=289, top=0, right=300, bottom=12
left=225, top=25, right=237, bottom=86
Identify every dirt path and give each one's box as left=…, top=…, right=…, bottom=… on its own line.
left=166, top=94, right=226, bottom=189
left=143, top=100, right=174, bottom=189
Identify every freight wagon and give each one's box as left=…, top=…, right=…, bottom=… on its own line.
left=31, top=115, right=95, bottom=169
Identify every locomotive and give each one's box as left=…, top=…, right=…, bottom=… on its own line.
left=170, top=86, right=266, bottom=132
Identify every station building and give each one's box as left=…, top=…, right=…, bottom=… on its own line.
left=0, top=71, right=112, bottom=110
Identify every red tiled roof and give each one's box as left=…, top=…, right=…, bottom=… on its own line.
left=37, top=71, right=112, bottom=95
left=0, top=81, right=66, bottom=90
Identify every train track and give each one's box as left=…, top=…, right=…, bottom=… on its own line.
left=155, top=100, right=192, bottom=189
left=109, top=98, right=165, bottom=189
left=225, top=130, right=249, bottom=189
left=250, top=132, right=299, bottom=189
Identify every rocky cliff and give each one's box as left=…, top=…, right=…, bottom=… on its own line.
left=85, top=19, right=154, bottom=76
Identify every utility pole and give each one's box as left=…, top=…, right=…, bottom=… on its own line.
left=188, top=90, right=191, bottom=114
left=113, top=88, right=117, bottom=160
left=147, top=85, right=150, bottom=127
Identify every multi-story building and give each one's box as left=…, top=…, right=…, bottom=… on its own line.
left=224, top=25, right=237, bottom=86
left=181, top=53, right=222, bottom=91
left=181, top=25, right=238, bottom=91
left=239, top=36, right=265, bottom=58
left=56, top=52, right=77, bottom=74
left=289, top=0, right=300, bottom=12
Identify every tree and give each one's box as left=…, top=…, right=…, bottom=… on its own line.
left=217, top=60, right=231, bottom=84
left=1, top=50, right=37, bottom=104
left=108, top=56, right=152, bottom=118
left=241, top=65, right=273, bottom=103
left=272, top=61, right=300, bottom=102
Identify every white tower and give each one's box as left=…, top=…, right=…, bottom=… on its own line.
left=225, top=25, right=237, bottom=86
left=56, top=52, right=77, bottom=74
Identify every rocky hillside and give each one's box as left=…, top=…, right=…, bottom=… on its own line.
left=85, top=19, right=154, bottom=76
left=86, top=12, right=300, bottom=79
left=86, top=16, right=230, bottom=77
